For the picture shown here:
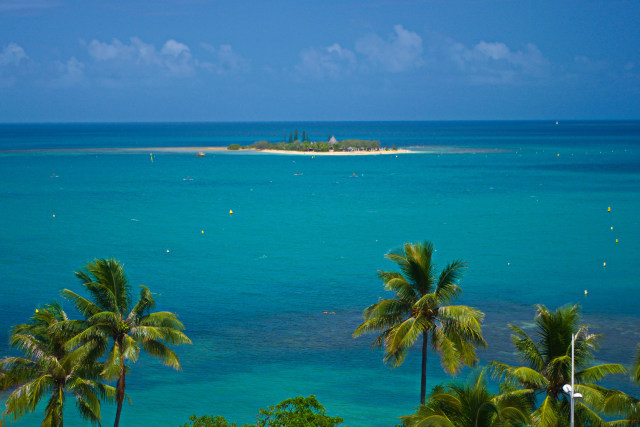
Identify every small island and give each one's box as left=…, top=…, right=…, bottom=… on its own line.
left=228, top=130, right=404, bottom=155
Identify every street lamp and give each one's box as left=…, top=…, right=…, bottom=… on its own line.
left=563, top=333, right=583, bottom=427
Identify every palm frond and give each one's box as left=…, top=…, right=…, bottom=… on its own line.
left=575, top=400, right=609, bottom=427
left=60, top=289, right=101, bottom=319
left=121, top=334, right=140, bottom=362
left=578, top=363, right=627, bottom=383
left=141, top=339, right=182, bottom=370
left=131, top=325, right=192, bottom=346
left=438, top=305, right=486, bottom=346
left=434, top=260, right=466, bottom=305
left=531, top=395, right=559, bottom=427
left=509, top=325, right=545, bottom=371
left=632, top=344, right=640, bottom=384
left=385, top=316, right=426, bottom=364
left=138, top=312, right=186, bottom=330
left=489, top=361, right=548, bottom=390
left=431, top=327, right=463, bottom=374
left=128, top=285, right=156, bottom=321
left=101, top=344, right=123, bottom=380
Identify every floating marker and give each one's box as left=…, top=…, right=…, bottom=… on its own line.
left=166, top=249, right=170, bottom=253
left=35, top=309, right=39, bottom=313
left=603, top=262, right=606, bottom=267
left=557, top=153, right=560, bottom=157
left=229, top=210, right=233, bottom=215
left=611, top=226, right=614, bottom=230
left=150, top=153, right=154, bottom=163
left=52, top=214, right=55, bottom=218
left=616, top=238, right=619, bottom=243
left=607, top=206, right=611, bottom=212
left=201, top=230, right=205, bottom=234
left=584, top=290, right=588, bottom=295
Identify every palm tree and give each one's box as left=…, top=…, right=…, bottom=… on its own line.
left=490, top=304, right=629, bottom=426
left=353, top=241, right=486, bottom=404
left=61, top=258, right=192, bottom=427
left=400, top=369, right=531, bottom=427
left=0, top=302, right=114, bottom=426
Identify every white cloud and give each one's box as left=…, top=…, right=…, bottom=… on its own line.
left=0, top=42, right=28, bottom=67
left=200, top=43, right=249, bottom=74
left=86, top=37, right=198, bottom=77
left=0, top=42, right=29, bottom=86
left=428, top=34, right=550, bottom=85
left=295, top=43, right=356, bottom=79
left=355, top=25, right=423, bottom=72
left=51, top=56, right=85, bottom=87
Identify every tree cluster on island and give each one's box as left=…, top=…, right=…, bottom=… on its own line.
left=227, top=129, right=393, bottom=152
left=2, top=245, right=640, bottom=426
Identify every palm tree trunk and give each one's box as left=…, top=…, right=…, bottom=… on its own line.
left=421, top=331, right=428, bottom=405
left=113, top=365, right=126, bottom=427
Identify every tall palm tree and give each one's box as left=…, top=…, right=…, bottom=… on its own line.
left=353, top=241, right=486, bottom=404
left=490, top=304, right=629, bottom=426
left=61, top=258, right=192, bottom=427
left=0, top=302, right=114, bottom=426
left=400, top=369, right=531, bottom=427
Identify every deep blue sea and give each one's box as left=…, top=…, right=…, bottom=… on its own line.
left=0, top=122, right=639, bottom=426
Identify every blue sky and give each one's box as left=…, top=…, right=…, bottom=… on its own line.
left=1, top=0, right=638, bottom=122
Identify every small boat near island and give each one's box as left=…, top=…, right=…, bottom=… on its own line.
left=294, top=172, right=303, bottom=176
left=195, top=152, right=206, bottom=157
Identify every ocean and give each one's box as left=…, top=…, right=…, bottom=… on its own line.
left=0, top=121, right=639, bottom=426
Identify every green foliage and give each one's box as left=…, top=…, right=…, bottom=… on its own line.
left=354, top=241, right=486, bottom=404
left=0, top=303, right=115, bottom=426
left=401, top=369, right=531, bottom=427
left=61, top=258, right=192, bottom=427
left=180, top=414, right=250, bottom=427
left=490, top=304, right=632, bottom=426
left=333, top=139, right=380, bottom=151
left=633, top=343, right=640, bottom=384
left=256, top=395, right=343, bottom=427
left=181, top=396, right=343, bottom=427
left=243, top=132, right=381, bottom=152
left=227, top=144, right=241, bottom=150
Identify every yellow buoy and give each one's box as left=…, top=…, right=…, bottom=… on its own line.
left=229, top=210, right=233, bottom=215
left=35, top=309, right=39, bottom=313
left=557, top=153, right=560, bottom=157
left=607, top=206, right=611, bottom=212
left=52, top=214, right=55, bottom=218
left=201, top=230, right=204, bottom=234
left=611, top=226, right=614, bottom=230
left=615, top=238, right=619, bottom=243
left=603, top=262, right=606, bottom=267
left=584, top=290, right=588, bottom=295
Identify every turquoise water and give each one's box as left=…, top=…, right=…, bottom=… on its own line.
left=0, top=122, right=639, bottom=426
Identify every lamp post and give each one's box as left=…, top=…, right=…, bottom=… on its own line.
left=563, top=333, right=582, bottom=427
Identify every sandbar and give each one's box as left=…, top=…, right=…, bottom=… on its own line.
left=0, top=146, right=505, bottom=155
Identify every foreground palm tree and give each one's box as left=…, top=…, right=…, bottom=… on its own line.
left=353, top=241, right=486, bottom=404
left=401, top=369, right=531, bottom=427
left=490, top=304, right=629, bottom=426
left=61, top=258, right=192, bottom=427
left=0, top=303, right=114, bottom=426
